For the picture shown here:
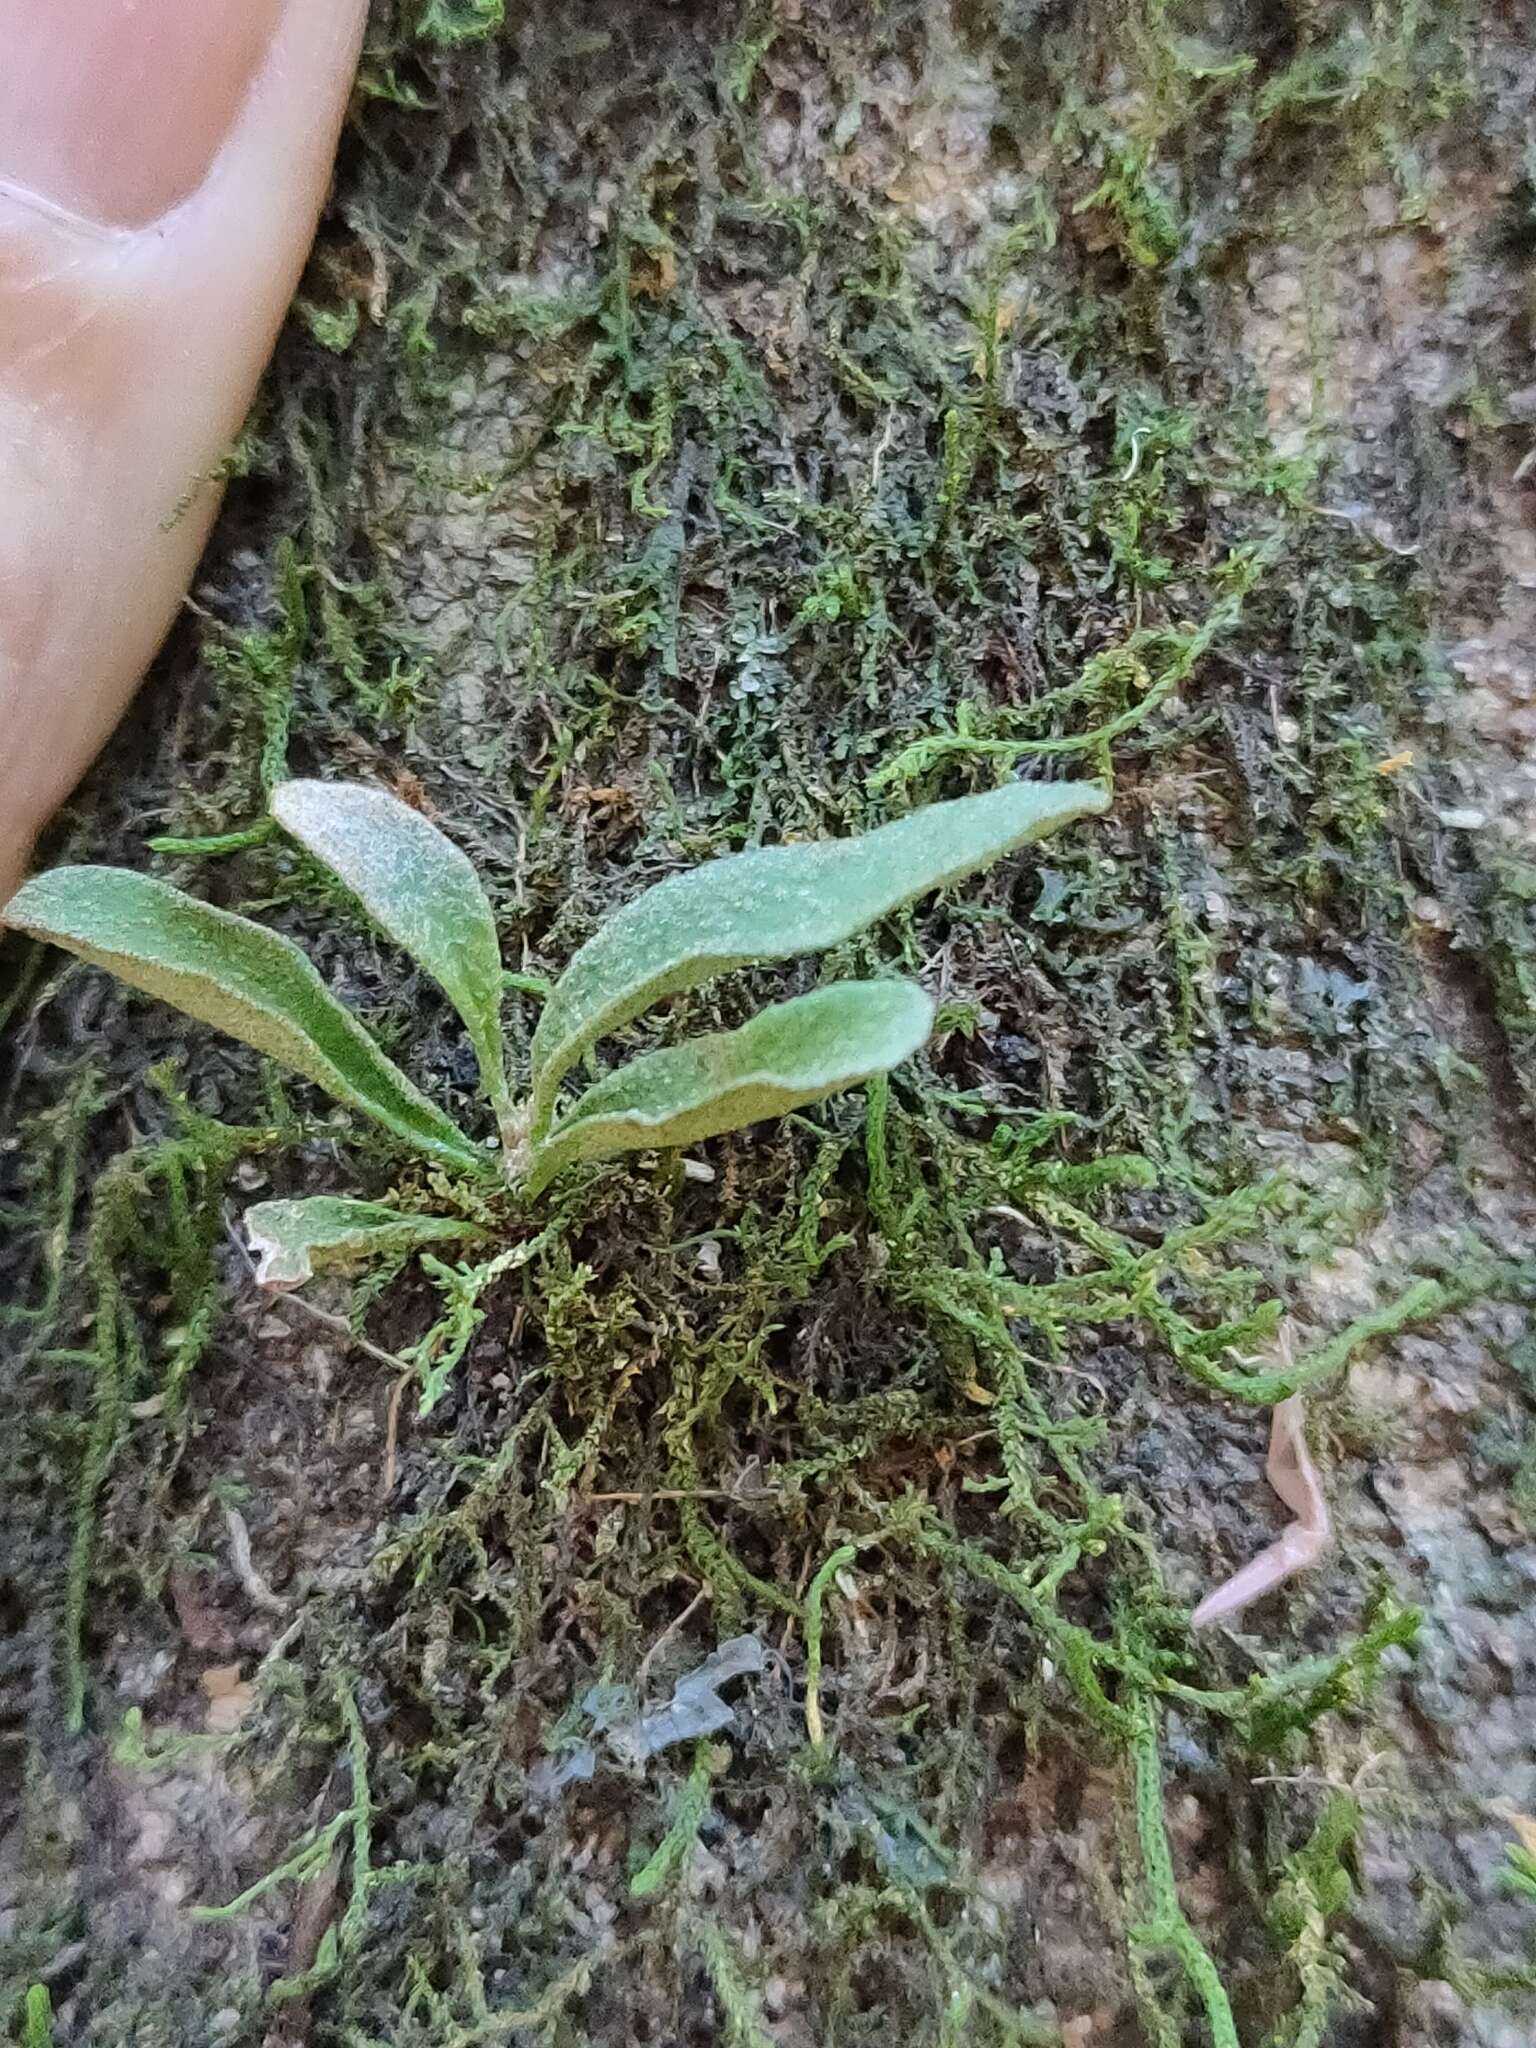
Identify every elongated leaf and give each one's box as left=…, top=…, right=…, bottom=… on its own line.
left=3, top=867, right=486, bottom=1174
left=529, top=780, right=1107, bottom=1133
left=245, top=1196, right=483, bottom=1288
left=272, top=780, right=511, bottom=1127
left=526, top=980, right=934, bottom=1194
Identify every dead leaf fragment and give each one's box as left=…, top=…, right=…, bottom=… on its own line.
left=1191, top=1394, right=1331, bottom=1629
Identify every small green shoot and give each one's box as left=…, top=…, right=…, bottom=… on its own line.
left=3, top=776, right=1107, bottom=1318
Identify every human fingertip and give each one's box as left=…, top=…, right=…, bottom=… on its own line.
left=0, top=0, right=287, bottom=229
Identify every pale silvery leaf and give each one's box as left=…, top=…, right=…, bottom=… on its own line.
left=245, top=1196, right=483, bottom=1289
left=271, top=780, right=512, bottom=1133
left=527, top=979, right=935, bottom=1194
left=3, top=867, right=486, bottom=1175
left=529, top=780, right=1107, bottom=1134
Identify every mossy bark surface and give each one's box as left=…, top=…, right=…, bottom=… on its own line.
left=5, top=4, right=1536, bottom=2042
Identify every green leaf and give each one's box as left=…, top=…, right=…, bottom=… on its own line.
left=527, top=980, right=934, bottom=1195
left=528, top=780, right=1107, bottom=1134
left=245, top=1196, right=482, bottom=1288
left=3, top=867, right=486, bottom=1175
left=272, top=779, right=512, bottom=1132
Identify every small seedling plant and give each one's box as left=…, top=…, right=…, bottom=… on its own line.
left=5, top=776, right=1106, bottom=1304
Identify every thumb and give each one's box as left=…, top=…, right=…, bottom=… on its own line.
left=0, top=0, right=369, bottom=902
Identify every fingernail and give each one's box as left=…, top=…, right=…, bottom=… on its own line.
left=0, top=0, right=287, bottom=228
